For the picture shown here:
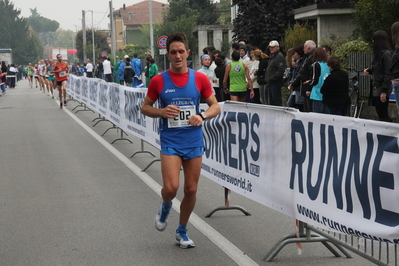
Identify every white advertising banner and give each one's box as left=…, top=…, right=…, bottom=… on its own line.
left=67, top=75, right=399, bottom=243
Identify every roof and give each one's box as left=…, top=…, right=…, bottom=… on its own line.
left=114, top=0, right=168, bottom=26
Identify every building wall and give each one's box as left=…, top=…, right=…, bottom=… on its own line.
left=114, top=16, right=125, bottom=51
left=318, top=15, right=355, bottom=44
left=126, top=30, right=146, bottom=46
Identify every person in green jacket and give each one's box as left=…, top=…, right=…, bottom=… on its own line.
left=148, top=58, right=159, bottom=87
left=113, top=57, right=122, bottom=84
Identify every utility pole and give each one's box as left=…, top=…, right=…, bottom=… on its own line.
left=82, top=10, right=87, bottom=62
left=89, top=10, right=95, bottom=63
left=149, top=0, right=154, bottom=57
left=110, top=0, right=116, bottom=64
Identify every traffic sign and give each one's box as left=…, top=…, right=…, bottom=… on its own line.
left=157, top=35, right=168, bottom=49
left=101, top=51, right=108, bottom=57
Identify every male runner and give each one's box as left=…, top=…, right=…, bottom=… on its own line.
left=141, top=32, right=220, bottom=248
left=52, top=54, right=69, bottom=109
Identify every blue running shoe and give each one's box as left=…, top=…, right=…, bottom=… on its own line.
left=155, top=202, right=171, bottom=231
left=175, top=228, right=195, bottom=248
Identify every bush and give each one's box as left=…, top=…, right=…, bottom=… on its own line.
left=319, top=34, right=346, bottom=55
left=333, top=39, right=371, bottom=70
left=282, top=22, right=317, bottom=52
left=118, top=44, right=149, bottom=59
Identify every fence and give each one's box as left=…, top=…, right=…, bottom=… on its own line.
left=310, top=225, right=399, bottom=266
left=348, top=51, right=373, bottom=98
left=66, top=75, right=399, bottom=265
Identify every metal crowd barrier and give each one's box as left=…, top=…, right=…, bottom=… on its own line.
left=265, top=221, right=398, bottom=266
left=309, top=225, right=398, bottom=266
left=66, top=76, right=399, bottom=265
left=67, top=95, right=161, bottom=172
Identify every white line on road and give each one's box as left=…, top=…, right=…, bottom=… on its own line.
left=61, top=102, right=259, bottom=266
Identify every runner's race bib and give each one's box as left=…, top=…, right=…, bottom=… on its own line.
left=168, top=105, right=195, bottom=128
left=59, top=71, right=66, bottom=77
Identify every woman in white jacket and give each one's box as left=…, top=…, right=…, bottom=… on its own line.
left=248, top=49, right=262, bottom=103
left=197, top=54, right=216, bottom=96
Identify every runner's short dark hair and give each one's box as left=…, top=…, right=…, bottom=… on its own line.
left=167, top=32, right=189, bottom=52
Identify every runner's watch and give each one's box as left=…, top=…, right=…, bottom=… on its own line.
left=199, top=112, right=207, bottom=121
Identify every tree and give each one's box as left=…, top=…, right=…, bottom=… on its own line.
left=353, top=0, right=399, bottom=44
left=26, top=9, right=60, bottom=48
left=139, top=13, right=198, bottom=71
left=0, top=0, right=43, bottom=64
left=75, top=29, right=110, bottom=62
left=215, top=0, right=231, bottom=25
left=231, top=0, right=316, bottom=51
left=164, top=0, right=218, bottom=25
left=54, top=29, right=75, bottom=49
left=27, top=16, right=59, bottom=33
left=22, top=27, right=43, bottom=64
left=29, top=7, right=40, bottom=17
left=188, top=0, right=218, bottom=25
left=117, top=44, right=148, bottom=59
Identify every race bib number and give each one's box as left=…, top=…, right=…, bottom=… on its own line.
left=59, top=71, right=66, bottom=77
left=168, top=105, right=195, bottom=128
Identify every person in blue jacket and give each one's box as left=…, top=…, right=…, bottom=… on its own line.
left=132, top=54, right=142, bottom=87
left=118, top=55, right=128, bottom=85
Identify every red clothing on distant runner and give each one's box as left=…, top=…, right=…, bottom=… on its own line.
left=147, top=69, right=213, bottom=102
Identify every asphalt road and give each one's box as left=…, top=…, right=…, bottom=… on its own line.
left=0, top=79, right=376, bottom=265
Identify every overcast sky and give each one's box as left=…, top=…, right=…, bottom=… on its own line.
left=14, top=0, right=168, bottom=32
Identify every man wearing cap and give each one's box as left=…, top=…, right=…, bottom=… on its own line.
left=265, top=40, right=286, bottom=106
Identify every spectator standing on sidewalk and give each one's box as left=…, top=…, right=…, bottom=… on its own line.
left=320, top=56, right=350, bottom=116
left=123, top=58, right=135, bottom=87
left=103, top=57, right=113, bottom=82
left=148, top=57, right=158, bottom=83
left=364, top=30, right=393, bottom=122
left=7, top=64, right=17, bottom=89
left=132, top=54, right=142, bottom=87
left=265, top=40, right=286, bottom=106
left=390, top=21, right=399, bottom=116
left=86, top=59, right=94, bottom=78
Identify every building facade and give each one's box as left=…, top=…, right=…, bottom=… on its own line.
left=112, top=1, right=168, bottom=51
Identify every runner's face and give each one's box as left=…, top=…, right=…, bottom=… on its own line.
left=57, top=56, right=62, bottom=62
left=167, top=42, right=190, bottom=71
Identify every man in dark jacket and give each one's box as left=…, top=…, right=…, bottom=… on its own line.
left=289, top=40, right=316, bottom=112
left=265, top=41, right=286, bottom=106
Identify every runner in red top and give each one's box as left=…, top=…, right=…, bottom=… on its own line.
left=141, top=32, right=220, bottom=249
left=52, top=54, right=69, bottom=109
